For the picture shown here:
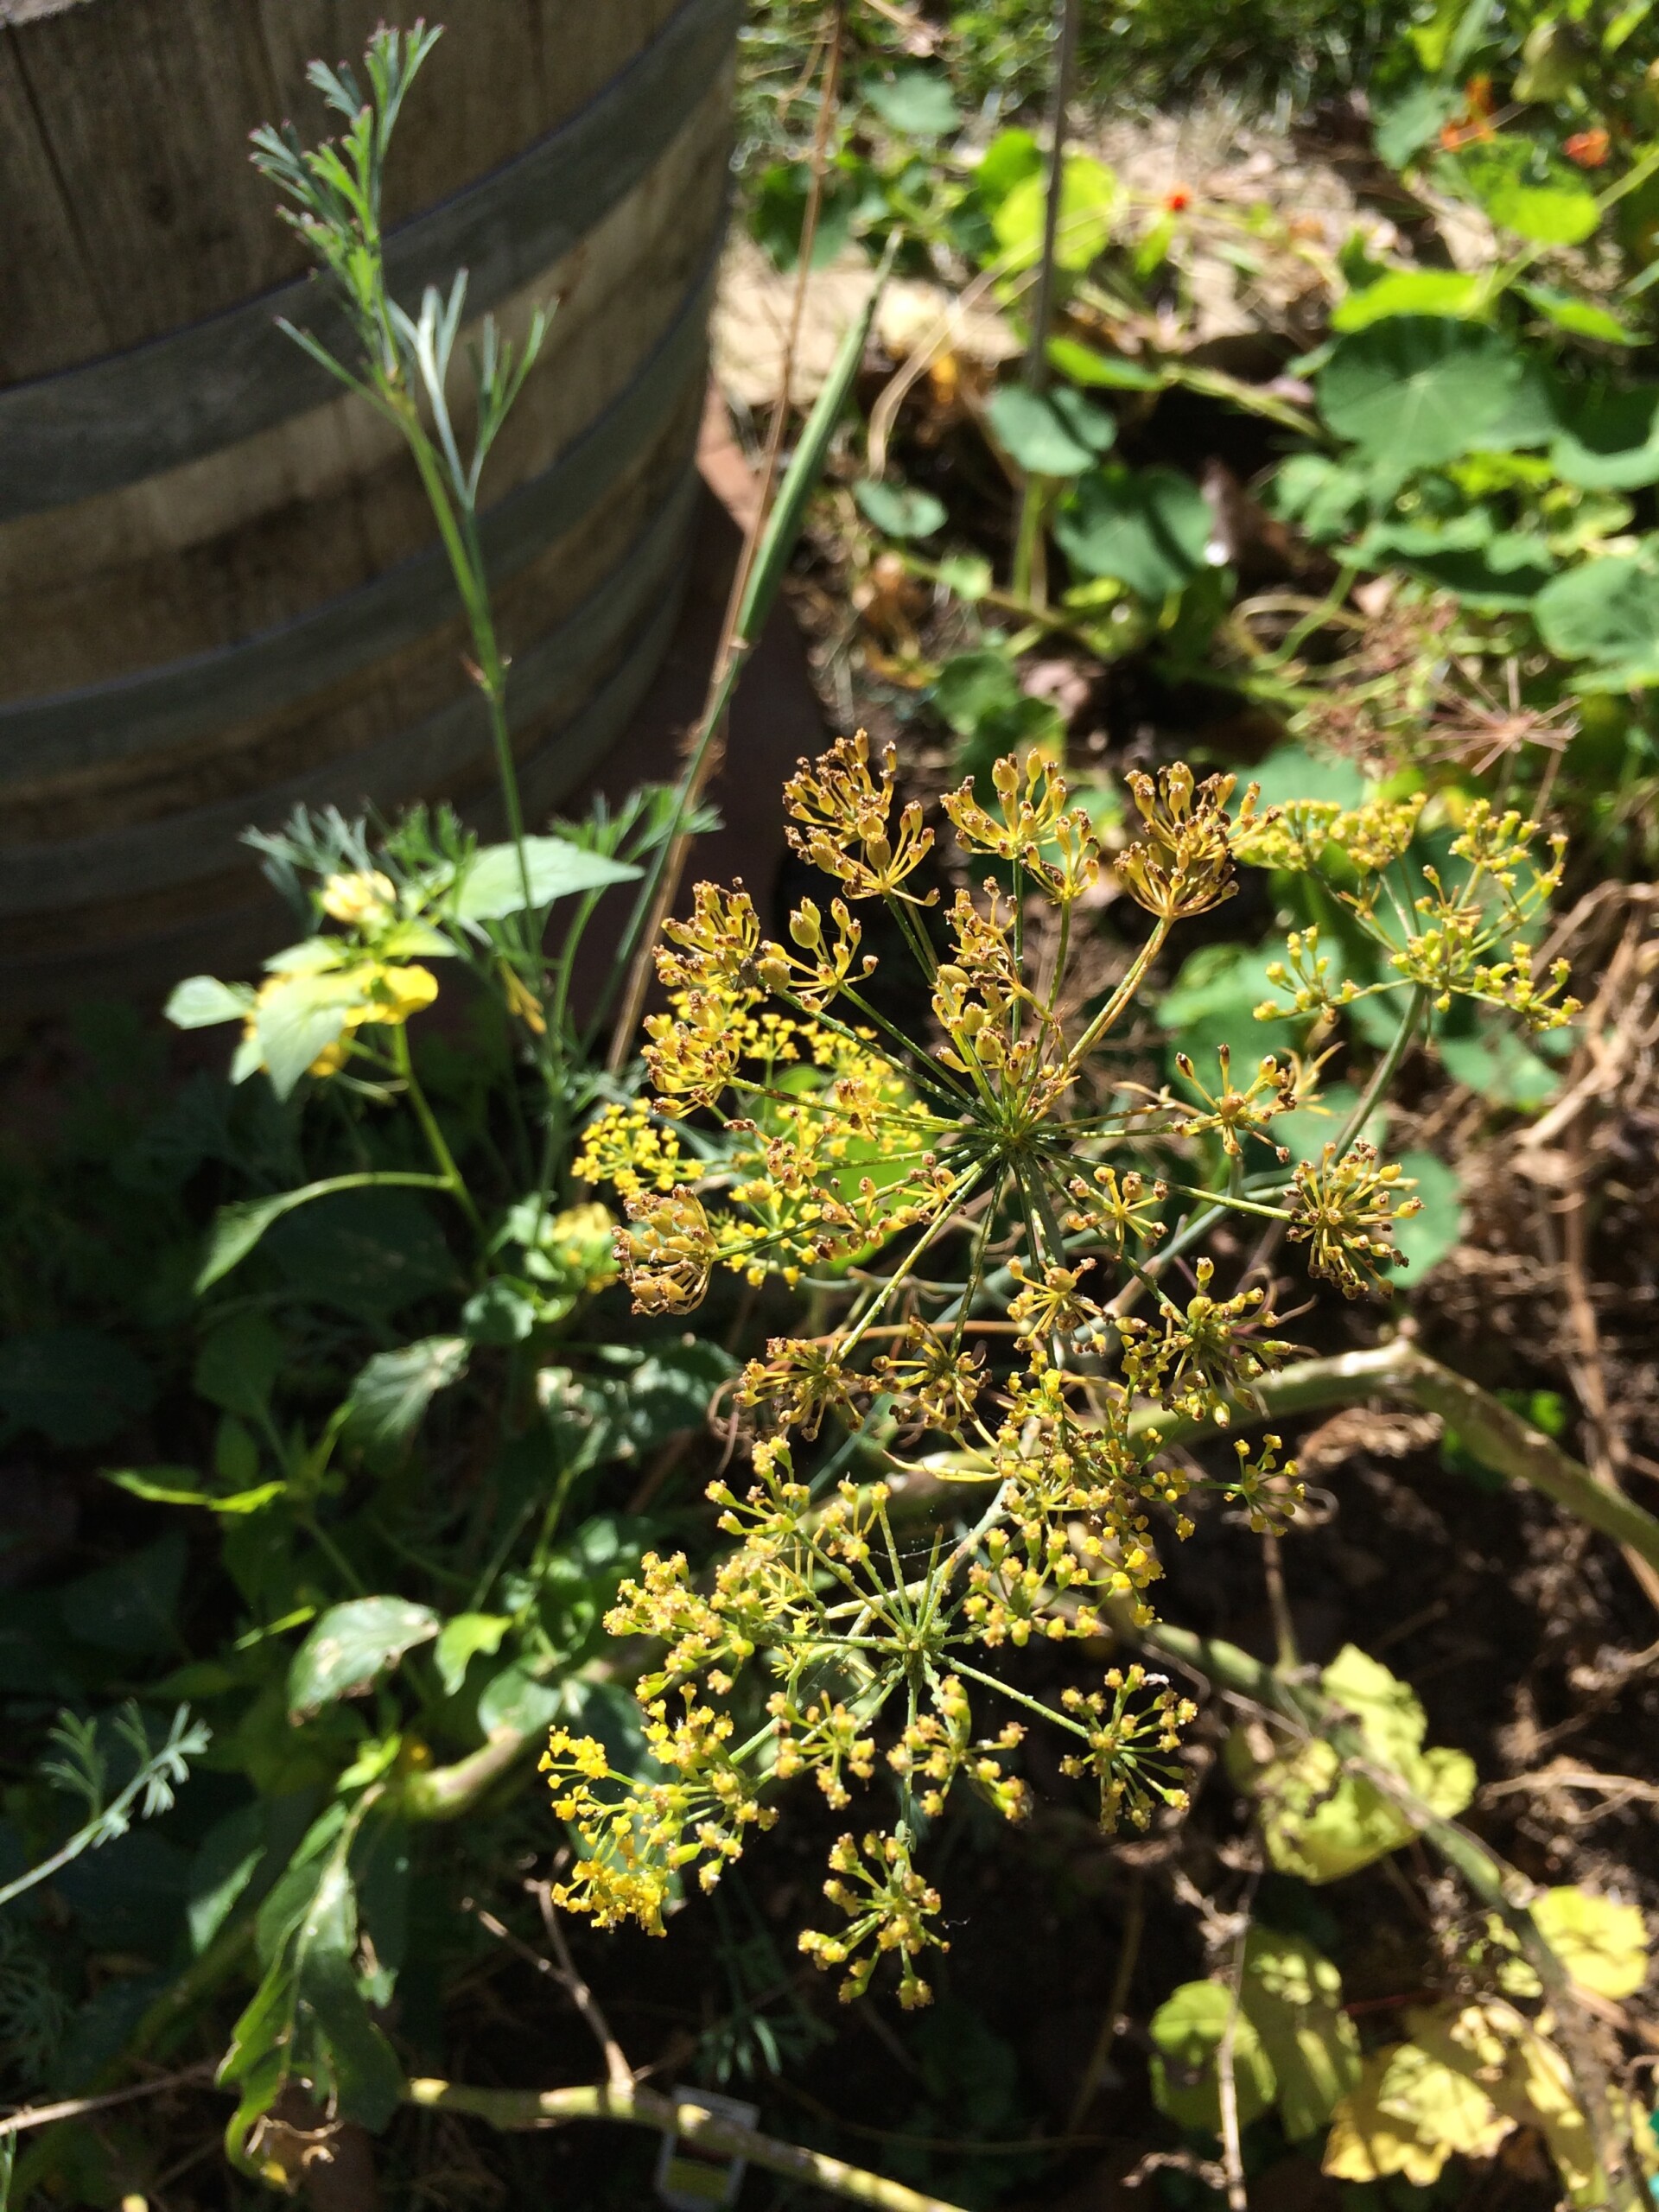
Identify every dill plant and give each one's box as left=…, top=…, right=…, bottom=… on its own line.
left=550, top=738, right=1578, bottom=2007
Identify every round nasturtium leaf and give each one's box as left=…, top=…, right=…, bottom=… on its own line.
left=1053, top=464, right=1212, bottom=601
left=1535, top=547, right=1659, bottom=675
left=1319, top=317, right=1527, bottom=468
left=1148, top=1980, right=1277, bottom=2135
left=987, top=386, right=1098, bottom=477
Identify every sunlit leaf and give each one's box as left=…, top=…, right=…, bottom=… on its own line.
left=434, top=1612, right=512, bottom=1698
left=287, top=1598, right=442, bottom=1719
left=992, top=153, right=1117, bottom=273
left=345, top=1337, right=470, bottom=1454
left=1519, top=283, right=1637, bottom=345
left=1323, top=2049, right=1459, bottom=2186
left=450, top=837, right=639, bottom=925
left=1241, top=1646, right=1477, bottom=1883
left=165, top=975, right=253, bottom=1029
left=1243, top=1930, right=1363, bottom=2139
left=1332, top=270, right=1490, bottom=331
left=1531, top=1885, right=1649, bottom=1999
left=1148, top=1979, right=1277, bottom=2135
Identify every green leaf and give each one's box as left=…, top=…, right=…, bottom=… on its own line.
left=1243, top=1930, right=1363, bottom=2139
left=434, top=1612, right=512, bottom=1697
left=543, top=1341, right=740, bottom=1474
left=1548, top=383, right=1659, bottom=488
left=1251, top=741, right=1370, bottom=810
left=1148, top=1980, right=1278, bottom=2135
left=265, top=1189, right=459, bottom=1319
left=461, top=1277, right=539, bottom=1345
left=60, top=1533, right=188, bottom=1654
left=287, top=1597, right=442, bottom=1719
left=105, top=1468, right=286, bottom=1516
left=164, top=975, right=252, bottom=1029
left=864, top=67, right=959, bottom=140
left=1269, top=452, right=1372, bottom=541
left=1239, top=1645, right=1477, bottom=1884
left=1536, top=545, right=1659, bottom=674
left=1392, top=1151, right=1462, bottom=1278
left=1436, top=1027, right=1560, bottom=1109
left=974, top=128, right=1042, bottom=215
left=187, top=1803, right=267, bottom=1955
left=1518, top=283, right=1637, bottom=346
left=344, top=1336, right=470, bottom=1455
left=992, top=153, right=1117, bottom=274
left=1530, top=1885, right=1649, bottom=1999
left=252, top=969, right=365, bottom=1099
left=1456, top=141, right=1599, bottom=245
left=988, top=385, right=1097, bottom=475
left=1373, top=79, right=1460, bottom=169
left=1156, top=940, right=1288, bottom=1077
left=1054, top=464, right=1213, bottom=601
left=1361, top=516, right=1554, bottom=607
left=937, top=552, right=994, bottom=601
left=476, top=1661, right=565, bottom=1738
left=1047, top=334, right=1162, bottom=390
left=290, top=1853, right=404, bottom=2126
left=0, top=1328, right=155, bottom=1447
left=854, top=479, right=948, bottom=538
left=1332, top=270, right=1490, bottom=332
left=194, top=1313, right=285, bottom=1420
left=196, top=1173, right=451, bottom=1293
left=749, top=160, right=859, bottom=272
left=1319, top=318, right=1527, bottom=467
left=933, top=649, right=1022, bottom=735
left=450, top=836, right=639, bottom=924
left=985, top=388, right=1084, bottom=475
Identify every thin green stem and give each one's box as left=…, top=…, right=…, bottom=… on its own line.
left=950, top=1657, right=1092, bottom=1744
left=1065, top=918, right=1172, bottom=1069
left=391, top=1024, right=482, bottom=1235
left=1334, top=985, right=1427, bottom=1158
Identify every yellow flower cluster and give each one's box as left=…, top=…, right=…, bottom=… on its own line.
left=547, top=736, right=1575, bottom=2004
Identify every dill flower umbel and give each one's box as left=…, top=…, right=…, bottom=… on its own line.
left=545, top=735, right=1575, bottom=2002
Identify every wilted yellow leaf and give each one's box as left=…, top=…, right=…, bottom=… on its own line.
left=1532, top=1885, right=1649, bottom=2000
left=1323, top=2049, right=1455, bottom=2186
left=1377, top=2039, right=1513, bottom=2158
left=1243, top=1646, right=1476, bottom=1884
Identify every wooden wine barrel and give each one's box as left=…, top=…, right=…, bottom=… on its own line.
left=0, top=0, right=738, bottom=1003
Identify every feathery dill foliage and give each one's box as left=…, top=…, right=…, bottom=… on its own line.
left=549, top=740, right=1578, bottom=2007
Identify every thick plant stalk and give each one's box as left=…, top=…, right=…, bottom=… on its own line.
left=1131, top=1615, right=1645, bottom=2211
left=403, top=2079, right=971, bottom=2212
left=1142, top=1338, right=1659, bottom=1586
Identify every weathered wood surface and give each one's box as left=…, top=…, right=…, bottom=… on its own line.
left=0, top=0, right=735, bottom=997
